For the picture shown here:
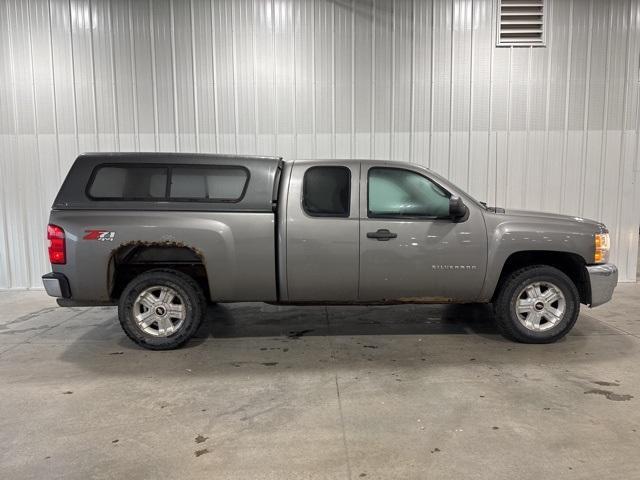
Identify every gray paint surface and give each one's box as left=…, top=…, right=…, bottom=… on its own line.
left=52, top=209, right=277, bottom=302
left=358, top=161, right=489, bottom=302
left=1, top=0, right=639, bottom=289
left=49, top=154, right=611, bottom=305
left=285, top=160, right=361, bottom=301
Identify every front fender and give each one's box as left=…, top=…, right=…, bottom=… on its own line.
left=479, top=213, right=597, bottom=301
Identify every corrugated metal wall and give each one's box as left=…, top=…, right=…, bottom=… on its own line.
left=1, top=0, right=639, bottom=289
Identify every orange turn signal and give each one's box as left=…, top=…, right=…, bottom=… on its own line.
left=594, top=232, right=610, bottom=264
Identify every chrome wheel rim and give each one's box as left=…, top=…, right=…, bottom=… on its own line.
left=133, top=285, right=186, bottom=337
left=514, top=281, right=566, bottom=332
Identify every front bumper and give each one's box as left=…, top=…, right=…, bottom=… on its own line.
left=42, top=272, right=71, bottom=299
left=587, top=263, right=618, bottom=307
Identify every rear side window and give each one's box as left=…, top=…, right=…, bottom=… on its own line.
left=87, top=164, right=248, bottom=202
left=302, top=166, right=350, bottom=217
left=169, top=166, right=248, bottom=201
left=88, top=166, right=167, bottom=200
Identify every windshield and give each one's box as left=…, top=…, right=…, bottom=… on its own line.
left=414, top=165, right=488, bottom=210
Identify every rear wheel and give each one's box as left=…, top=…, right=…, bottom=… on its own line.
left=494, top=265, right=580, bottom=343
left=118, top=269, right=206, bottom=350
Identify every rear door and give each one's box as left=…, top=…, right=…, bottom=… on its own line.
left=286, top=161, right=360, bottom=301
left=358, top=163, right=487, bottom=302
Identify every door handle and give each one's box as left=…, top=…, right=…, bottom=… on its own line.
left=366, top=229, right=398, bottom=241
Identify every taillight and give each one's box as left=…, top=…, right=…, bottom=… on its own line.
left=47, top=224, right=66, bottom=264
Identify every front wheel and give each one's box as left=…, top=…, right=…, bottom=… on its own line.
left=118, top=269, right=206, bottom=350
left=493, top=265, right=580, bottom=343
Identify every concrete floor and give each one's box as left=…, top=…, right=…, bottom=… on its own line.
left=1, top=286, right=639, bottom=479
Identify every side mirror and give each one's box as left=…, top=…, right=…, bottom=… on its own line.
left=449, top=195, right=467, bottom=219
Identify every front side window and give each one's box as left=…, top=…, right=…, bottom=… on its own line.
left=302, top=166, right=351, bottom=217
left=368, top=168, right=450, bottom=218
left=88, top=166, right=167, bottom=200
left=169, top=166, right=248, bottom=202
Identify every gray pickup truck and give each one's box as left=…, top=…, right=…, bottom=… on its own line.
left=43, top=153, right=617, bottom=350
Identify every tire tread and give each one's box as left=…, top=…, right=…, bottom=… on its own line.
left=494, top=265, right=580, bottom=344
left=118, top=268, right=206, bottom=350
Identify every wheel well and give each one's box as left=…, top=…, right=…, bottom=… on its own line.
left=109, top=244, right=211, bottom=301
left=493, top=251, right=591, bottom=305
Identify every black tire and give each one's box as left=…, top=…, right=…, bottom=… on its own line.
left=493, top=265, right=580, bottom=344
left=118, top=269, right=206, bottom=350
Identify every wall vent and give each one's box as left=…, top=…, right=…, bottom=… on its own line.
left=497, top=0, right=546, bottom=47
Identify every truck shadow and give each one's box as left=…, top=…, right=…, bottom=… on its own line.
left=53, top=301, right=633, bottom=378
left=193, top=302, right=499, bottom=340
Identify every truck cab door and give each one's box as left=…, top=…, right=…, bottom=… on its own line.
left=358, top=164, right=487, bottom=302
left=285, top=161, right=360, bottom=301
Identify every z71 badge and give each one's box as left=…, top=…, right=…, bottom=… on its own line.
left=83, top=230, right=115, bottom=242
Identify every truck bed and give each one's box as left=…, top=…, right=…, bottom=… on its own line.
left=50, top=153, right=282, bottom=302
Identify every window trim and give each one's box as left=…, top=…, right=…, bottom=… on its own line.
left=86, top=163, right=250, bottom=203
left=366, top=167, right=454, bottom=221
left=302, top=166, right=352, bottom=218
